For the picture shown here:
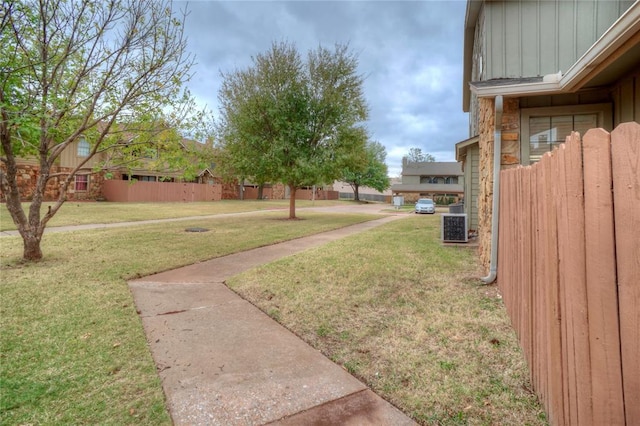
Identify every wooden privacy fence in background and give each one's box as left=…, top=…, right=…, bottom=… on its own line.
left=497, top=122, right=639, bottom=426
left=102, top=180, right=222, bottom=202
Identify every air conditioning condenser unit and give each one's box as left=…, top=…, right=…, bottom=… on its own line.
left=441, top=213, right=468, bottom=243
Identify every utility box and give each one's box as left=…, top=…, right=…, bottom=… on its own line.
left=449, top=203, right=464, bottom=214
left=392, top=196, right=404, bottom=209
left=442, top=214, right=468, bottom=243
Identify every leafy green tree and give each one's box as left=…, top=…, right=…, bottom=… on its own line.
left=0, top=0, right=209, bottom=260
left=406, top=147, right=436, bottom=163
left=216, top=41, right=369, bottom=218
left=341, top=140, right=390, bottom=201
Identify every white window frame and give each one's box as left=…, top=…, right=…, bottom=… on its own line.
left=75, top=174, right=89, bottom=191
left=77, top=137, right=90, bottom=157
left=521, top=103, right=612, bottom=165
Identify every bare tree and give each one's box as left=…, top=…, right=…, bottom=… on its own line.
left=405, top=147, right=436, bottom=163
left=1, top=0, right=206, bottom=260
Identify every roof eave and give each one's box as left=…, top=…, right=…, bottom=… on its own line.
left=470, top=80, right=563, bottom=98
left=560, top=1, right=640, bottom=92
left=455, top=135, right=479, bottom=162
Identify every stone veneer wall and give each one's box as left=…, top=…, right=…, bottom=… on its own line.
left=1, top=163, right=60, bottom=200
left=0, top=163, right=104, bottom=201
left=271, top=183, right=286, bottom=200
left=477, top=97, right=521, bottom=270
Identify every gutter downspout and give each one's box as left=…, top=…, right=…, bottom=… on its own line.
left=481, top=95, right=503, bottom=284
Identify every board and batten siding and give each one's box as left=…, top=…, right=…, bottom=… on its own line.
left=482, top=0, right=634, bottom=80
left=612, top=73, right=640, bottom=125
left=59, top=139, right=103, bottom=169
left=469, top=145, right=480, bottom=231
left=462, top=143, right=480, bottom=232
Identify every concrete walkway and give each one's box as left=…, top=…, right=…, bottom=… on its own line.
left=129, top=212, right=417, bottom=425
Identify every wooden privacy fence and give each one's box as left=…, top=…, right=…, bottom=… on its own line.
left=294, top=188, right=339, bottom=200
left=497, top=122, right=639, bottom=426
left=102, top=180, right=222, bottom=202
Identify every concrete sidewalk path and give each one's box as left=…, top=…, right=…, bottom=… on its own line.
left=0, top=203, right=400, bottom=237
left=129, top=214, right=417, bottom=425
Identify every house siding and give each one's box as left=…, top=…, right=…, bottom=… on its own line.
left=59, top=139, right=103, bottom=170
left=462, top=144, right=480, bottom=232
left=483, top=0, right=633, bottom=80
left=611, top=72, right=640, bottom=125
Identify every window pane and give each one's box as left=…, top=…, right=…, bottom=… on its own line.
left=77, top=138, right=90, bottom=157
left=529, top=116, right=552, bottom=163
left=550, top=116, right=573, bottom=144
left=75, top=175, right=88, bottom=191
left=529, top=113, right=599, bottom=164
left=574, top=114, right=598, bottom=136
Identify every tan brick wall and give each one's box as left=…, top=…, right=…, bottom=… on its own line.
left=477, top=97, right=521, bottom=270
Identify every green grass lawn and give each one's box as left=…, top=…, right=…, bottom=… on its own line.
left=228, top=215, right=547, bottom=425
left=1, top=205, right=546, bottom=425
left=0, top=211, right=375, bottom=425
left=0, top=199, right=347, bottom=231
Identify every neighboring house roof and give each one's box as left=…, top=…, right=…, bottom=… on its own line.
left=401, top=161, right=462, bottom=177
left=455, top=135, right=479, bottom=164
left=463, top=0, right=640, bottom=109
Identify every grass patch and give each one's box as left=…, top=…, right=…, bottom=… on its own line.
left=0, top=199, right=347, bottom=231
left=228, top=215, right=547, bottom=425
left=0, top=211, right=374, bottom=425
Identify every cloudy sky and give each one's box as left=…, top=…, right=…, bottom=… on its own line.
left=176, top=0, right=469, bottom=177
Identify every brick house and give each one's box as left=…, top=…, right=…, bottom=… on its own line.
left=4, top=136, right=106, bottom=201
left=1, top=132, right=218, bottom=202
left=456, top=0, right=640, bottom=274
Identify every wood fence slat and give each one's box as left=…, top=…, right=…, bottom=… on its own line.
left=542, top=151, right=565, bottom=426
left=497, top=169, right=508, bottom=301
left=582, top=128, right=625, bottom=425
left=557, top=133, right=593, bottom=425
left=535, top=165, right=547, bottom=406
left=516, top=168, right=534, bottom=373
left=551, top=146, right=572, bottom=426
left=517, top=168, right=525, bottom=344
left=611, top=121, right=640, bottom=426
left=555, top=143, right=574, bottom=426
left=530, top=166, right=539, bottom=400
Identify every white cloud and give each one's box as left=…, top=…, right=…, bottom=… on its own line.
left=178, top=0, right=469, bottom=177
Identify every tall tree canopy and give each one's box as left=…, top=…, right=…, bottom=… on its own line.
left=216, top=41, right=369, bottom=218
left=0, top=0, right=208, bottom=260
left=341, top=139, right=390, bottom=201
left=406, top=147, right=436, bottom=163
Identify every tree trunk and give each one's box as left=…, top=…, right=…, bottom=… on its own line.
left=354, top=184, right=360, bottom=201
left=289, top=185, right=297, bottom=219
left=257, top=184, right=264, bottom=200
left=22, top=232, right=44, bottom=261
